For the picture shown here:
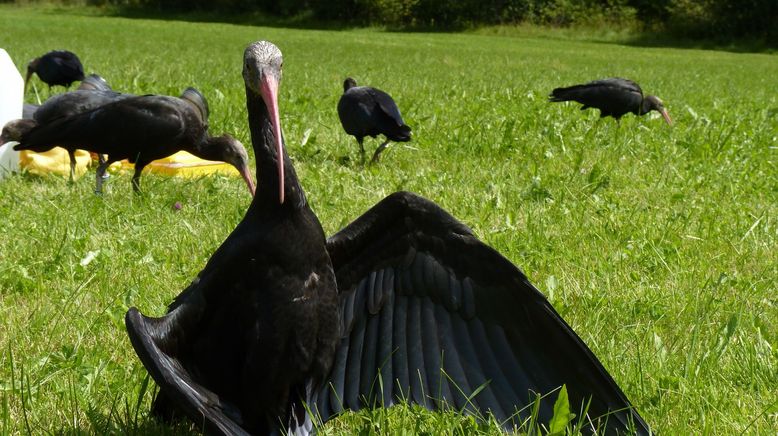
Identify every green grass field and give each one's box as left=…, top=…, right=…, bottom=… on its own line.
left=0, top=5, right=776, bottom=435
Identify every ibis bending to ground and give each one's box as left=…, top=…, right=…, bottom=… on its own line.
left=11, top=88, right=255, bottom=196
left=125, top=41, right=650, bottom=435
left=25, top=50, right=85, bottom=93
left=337, top=77, right=411, bottom=164
left=549, top=78, right=672, bottom=125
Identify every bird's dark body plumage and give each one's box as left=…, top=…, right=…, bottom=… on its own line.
left=25, top=50, right=85, bottom=91
left=550, top=78, right=671, bottom=124
left=125, top=43, right=650, bottom=436
left=337, top=78, right=411, bottom=163
left=13, top=90, right=254, bottom=195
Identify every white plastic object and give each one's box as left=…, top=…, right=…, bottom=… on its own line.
left=0, top=48, right=23, bottom=179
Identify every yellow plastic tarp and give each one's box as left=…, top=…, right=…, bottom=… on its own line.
left=19, top=148, right=91, bottom=178
left=18, top=149, right=239, bottom=179
left=119, top=151, right=239, bottom=178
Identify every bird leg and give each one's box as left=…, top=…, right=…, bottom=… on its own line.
left=370, top=140, right=391, bottom=164
left=132, top=163, right=147, bottom=194
left=95, top=158, right=114, bottom=195
left=67, top=149, right=76, bottom=183
left=98, top=154, right=110, bottom=180
left=357, top=138, right=366, bottom=164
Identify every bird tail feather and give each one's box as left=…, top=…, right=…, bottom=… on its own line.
left=548, top=84, right=588, bottom=102
left=387, top=124, right=412, bottom=142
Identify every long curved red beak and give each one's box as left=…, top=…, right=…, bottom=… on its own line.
left=259, top=74, right=284, bottom=204
left=240, top=164, right=256, bottom=197
left=661, top=109, right=672, bottom=125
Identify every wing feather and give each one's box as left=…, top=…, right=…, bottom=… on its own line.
left=344, top=310, right=367, bottom=409
left=377, top=283, right=395, bottom=407
left=406, top=297, right=430, bottom=408
left=420, top=298, right=445, bottom=407
left=434, top=303, right=472, bottom=412
left=391, top=294, right=410, bottom=401
left=359, top=305, right=380, bottom=405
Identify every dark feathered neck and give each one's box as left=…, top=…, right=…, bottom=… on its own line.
left=245, top=86, right=306, bottom=209
left=187, top=136, right=229, bottom=161
left=639, top=96, right=658, bottom=116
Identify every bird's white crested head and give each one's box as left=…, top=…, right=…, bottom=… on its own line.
left=243, top=41, right=283, bottom=95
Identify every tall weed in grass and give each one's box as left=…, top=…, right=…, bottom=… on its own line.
left=0, top=5, right=776, bottom=434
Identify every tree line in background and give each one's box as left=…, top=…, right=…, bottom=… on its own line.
left=11, top=0, right=778, bottom=41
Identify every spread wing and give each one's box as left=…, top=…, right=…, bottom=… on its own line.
left=309, top=192, right=649, bottom=434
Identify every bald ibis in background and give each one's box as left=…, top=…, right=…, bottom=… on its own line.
left=12, top=88, right=255, bottom=195
left=124, top=41, right=650, bottom=435
left=337, top=77, right=411, bottom=164
left=25, top=50, right=85, bottom=93
left=549, top=78, right=672, bottom=125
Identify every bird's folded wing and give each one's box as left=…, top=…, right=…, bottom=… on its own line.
left=589, top=78, right=643, bottom=95
left=312, top=192, right=649, bottom=434
left=369, top=88, right=406, bottom=126
left=124, top=223, right=264, bottom=434
left=18, top=96, right=186, bottom=152
left=58, top=57, right=84, bottom=78
left=125, top=308, right=250, bottom=435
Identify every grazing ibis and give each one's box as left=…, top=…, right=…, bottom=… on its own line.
left=337, top=77, right=411, bottom=164
left=12, top=88, right=255, bottom=195
left=125, top=41, right=650, bottom=435
left=549, top=78, right=672, bottom=125
left=25, top=50, right=85, bottom=93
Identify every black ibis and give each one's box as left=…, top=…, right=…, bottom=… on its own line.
left=125, top=41, right=650, bottom=435
left=12, top=88, right=255, bottom=196
left=126, top=40, right=341, bottom=434
left=337, top=77, right=411, bottom=164
left=549, top=78, right=672, bottom=125
left=25, top=50, right=85, bottom=93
